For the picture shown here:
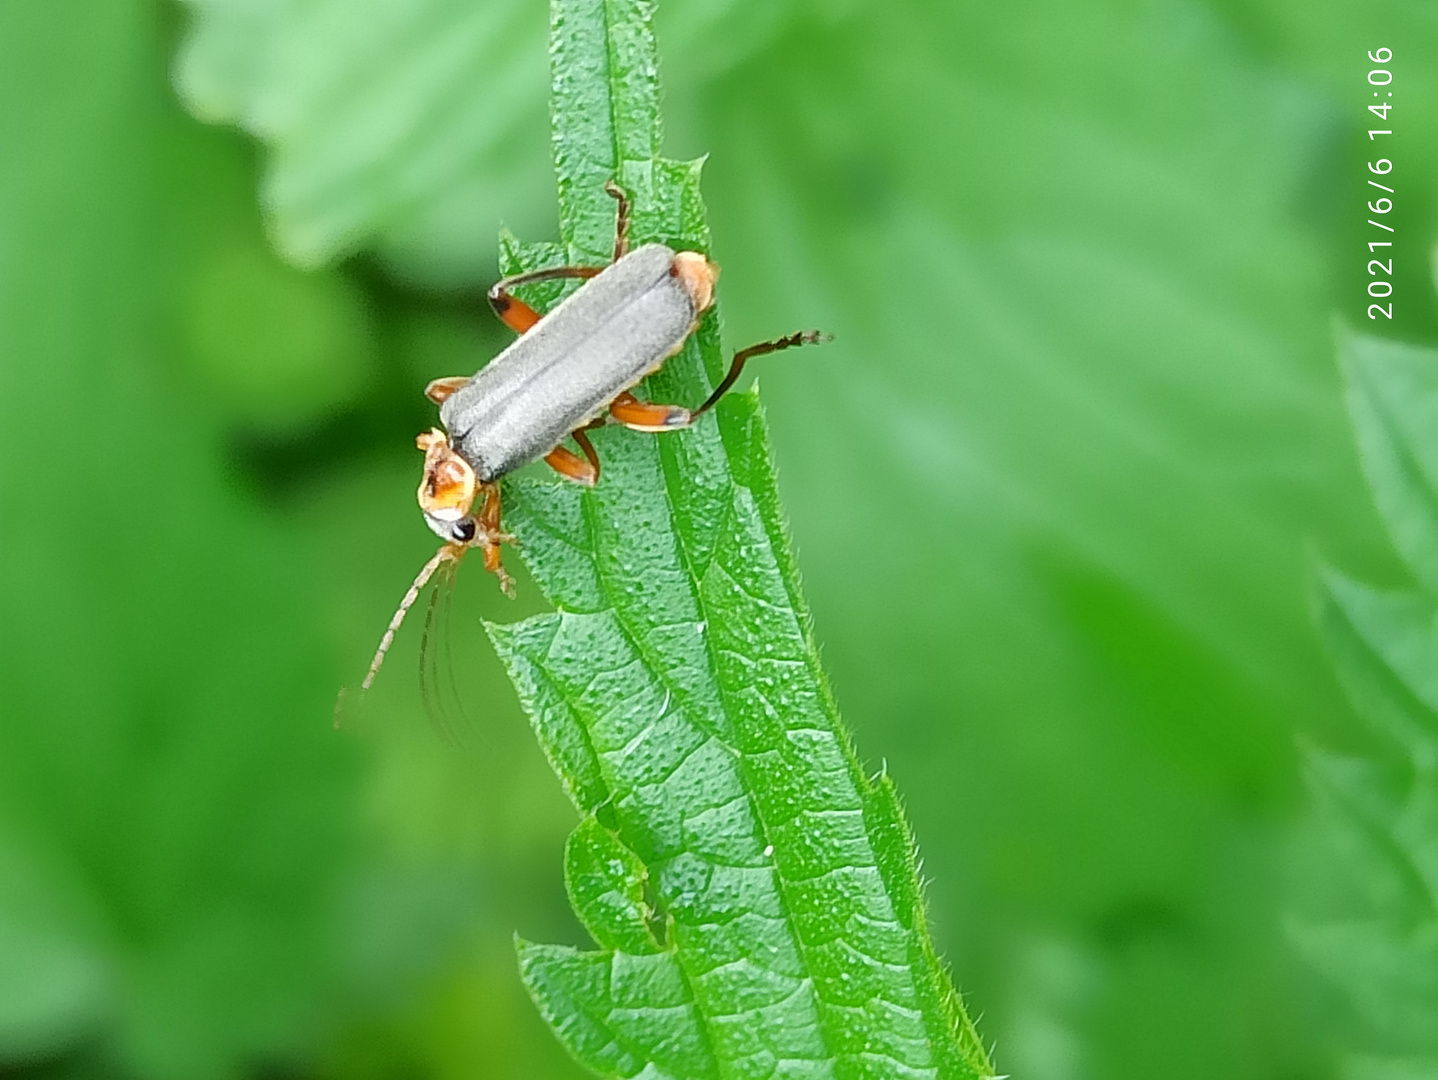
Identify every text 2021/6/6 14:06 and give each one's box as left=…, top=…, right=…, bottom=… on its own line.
left=1366, top=46, right=1394, bottom=321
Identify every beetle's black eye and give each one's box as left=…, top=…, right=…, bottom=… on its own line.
left=452, top=519, right=477, bottom=543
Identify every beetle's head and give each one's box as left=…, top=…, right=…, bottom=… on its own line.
left=347, top=430, right=498, bottom=703
left=416, top=428, right=477, bottom=526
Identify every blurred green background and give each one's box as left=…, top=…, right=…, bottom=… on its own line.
left=2, top=0, right=1436, bottom=1077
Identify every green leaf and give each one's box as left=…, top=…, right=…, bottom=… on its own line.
left=172, top=0, right=552, bottom=276
left=518, top=943, right=719, bottom=1080
left=1315, top=566, right=1438, bottom=758
left=1340, top=330, right=1438, bottom=598
left=1300, top=577, right=1438, bottom=1059
left=0, top=834, right=111, bottom=1059
left=486, top=2, right=992, bottom=1077
left=171, top=0, right=812, bottom=282
left=1296, top=324, right=1438, bottom=1069
left=1345, top=1057, right=1438, bottom=1080
left=564, top=818, right=660, bottom=957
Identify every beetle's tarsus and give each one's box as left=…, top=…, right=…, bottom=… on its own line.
left=480, top=532, right=517, bottom=598
left=604, top=179, right=632, bottom=261
left=691, top=329, right=832, bottom=419
left=496, top=567, right=517, bottom=599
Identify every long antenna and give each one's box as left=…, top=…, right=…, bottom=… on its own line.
left=361, top=545, right=460, bottom=693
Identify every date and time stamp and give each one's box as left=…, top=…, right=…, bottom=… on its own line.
left=1363, top=47, right=1395, bottom=321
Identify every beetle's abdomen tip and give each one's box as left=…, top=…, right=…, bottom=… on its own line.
left=671, top=251, right=718, bottom=314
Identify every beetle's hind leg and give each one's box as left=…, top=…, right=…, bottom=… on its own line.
left=608, top=331, right=831, bottom=432
left=692, top=331, right=831, bottom=418
left=609, top=391, right=691, bottom=432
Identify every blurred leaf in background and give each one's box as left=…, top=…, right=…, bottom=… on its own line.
left=172, top=0, right=843, bottom=284
left=3, top=0, right=1437, bottom=1078
left=1292, top=328, right=1438, bottom=1078
left=0, top=4, right=367, bottom=1074
left=0, top=3, right=573, bottom=1078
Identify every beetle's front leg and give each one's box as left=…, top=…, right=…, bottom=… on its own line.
left=475, top=483, right=516, bottom=597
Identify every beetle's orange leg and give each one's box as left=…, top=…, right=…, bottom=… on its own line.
left=572, top=426, right=602, bottom=479
left=544, top=441, right=599, bottom=486
left=486, top=184, right=627, bottom=333
left=609, top=391, right=691, bottom=432
left=544, top=418, right=605, bottom=485
left=424, top=376, right=468, bottom=404
left=488, top=265, right=603, bottom=334
left=477, top=483, right=509, bottom=539
left=605, top=179, right=631, bottom=262
left=475, top=483, right=516, bottom=596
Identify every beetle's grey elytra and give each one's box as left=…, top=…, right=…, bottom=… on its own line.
left=360, top=181, right=827, bottom=692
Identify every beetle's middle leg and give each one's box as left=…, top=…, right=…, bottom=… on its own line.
left=608, top=331, right=831, bottom=432
left=543, top=422, right=603, bottom=486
